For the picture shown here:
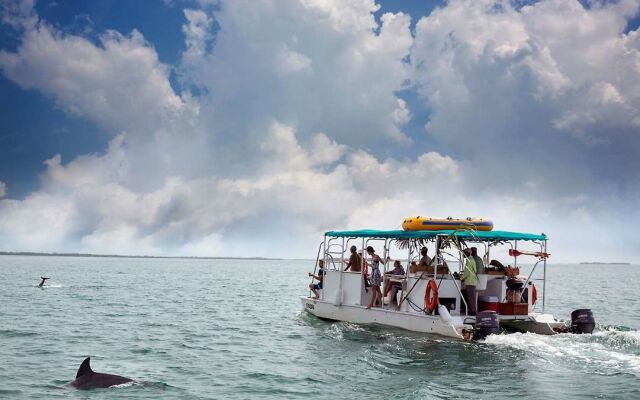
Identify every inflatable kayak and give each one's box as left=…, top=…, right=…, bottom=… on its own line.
left=402, top=216, right=493, bottom=231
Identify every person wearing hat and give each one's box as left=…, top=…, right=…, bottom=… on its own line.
left=344, top=245, right=362, bottom=272
left=461, top=248, right=478, bottom=315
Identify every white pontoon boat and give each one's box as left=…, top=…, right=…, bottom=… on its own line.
left=301, top=226, right=595, bottom=341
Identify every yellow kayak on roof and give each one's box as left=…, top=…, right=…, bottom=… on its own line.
left=402, top=216, right=493, bottom=231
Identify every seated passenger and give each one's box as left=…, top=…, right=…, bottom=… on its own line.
left=410, top=247, right=431, bottom=273
left=308, top=260, right=325, bottom=299
left=383, top=260, right=405, bottom=302
left=344, top=245, right=362, bottom=272
left=419, top=247, right=432, bottom=266
left=432, top=254, right=450, bottom=275
left=409, top=254, right=449, bottom=275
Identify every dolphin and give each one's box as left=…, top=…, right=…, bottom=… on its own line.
left=68, top=357, right=134, bottom=390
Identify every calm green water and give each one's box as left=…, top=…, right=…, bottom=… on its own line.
left=0, top=256, right=638, bottom=399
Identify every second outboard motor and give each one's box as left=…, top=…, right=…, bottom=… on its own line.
left=571, top=309, right=595, bottom=334
left=474, top=311, right=499, bottom=340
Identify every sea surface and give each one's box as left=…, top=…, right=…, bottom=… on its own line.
left=0, top=255, right=638, bottom=399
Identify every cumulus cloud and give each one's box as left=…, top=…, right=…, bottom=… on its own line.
left=411, top=0, right=640, bottom=196
left=0, top=121, right=462, bottom=256
left=0, top=17, right=188, bottom=132
left=181, top=0, right=413, bottom=154
left=0, top=0, right=639, bottom=262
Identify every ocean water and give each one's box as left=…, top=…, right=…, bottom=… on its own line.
left=0, top=255, right=638, bottom=399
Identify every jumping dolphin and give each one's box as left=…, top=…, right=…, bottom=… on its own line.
left=68, top=357, right=134, bottom=390
left=38, top=277, right=50, bottom=287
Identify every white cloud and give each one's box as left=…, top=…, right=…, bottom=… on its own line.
left=0, top=19, right=188, bottom=132
left=274, top=44, right=313, bottom=75
left=411, top=0, right=640, bottom=194
left=182, top=0, right=413, bottom=149
left=0, top=121, right=458, bottom=255
left=182, top=9, right=213, bottom=59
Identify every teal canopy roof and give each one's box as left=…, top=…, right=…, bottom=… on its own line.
left=324, top=229, right=546, bottom=241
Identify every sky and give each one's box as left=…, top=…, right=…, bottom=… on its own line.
left=0, top=0, right=639, bottom=262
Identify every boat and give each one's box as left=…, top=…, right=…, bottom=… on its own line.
left=301, top=226, right=595, bottom=341
left=402, top=216, right=493, bottom=231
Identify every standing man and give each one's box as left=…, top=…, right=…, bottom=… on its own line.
left=344, top=245, right=362, bottom=272
left=461, top=248, right=478, bottom=315
left=471, top=247, right=485, bottom=275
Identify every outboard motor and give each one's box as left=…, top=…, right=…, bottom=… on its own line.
left=571, top=309, right=595, bottom=334
left=474, top=311, right=500, bottom=340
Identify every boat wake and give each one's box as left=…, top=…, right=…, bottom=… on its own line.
left=484, top=328, right=640, bottom=378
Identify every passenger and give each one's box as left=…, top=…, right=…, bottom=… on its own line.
left=383, top=260, right=405, bottom=302
left=409, top=247, right=431, bottom=273
left=409, top=261, right=418, bottom=272
left=471, top=247, right=485, bottom=275
left=358, top=250, right=370, bottom=276
left=344, top=245, right=362, bottom=272
left=461, top=248, right=478, bottom=315
left=365, top=246, right=384, bottom=309
left=308, top=260, right=325, bottom=299
left=419, top=247, right=432, bottom=266
left=429, top=254, right=450, bottom=275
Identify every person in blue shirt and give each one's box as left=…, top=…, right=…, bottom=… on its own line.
left=308, top=260, right=325, bottom=299
left=383, top=260, right=405, bottom=303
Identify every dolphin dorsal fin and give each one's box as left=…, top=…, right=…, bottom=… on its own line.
left=76, top=357, right=94, bottom=378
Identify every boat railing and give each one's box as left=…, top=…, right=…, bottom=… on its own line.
left=310, top=240, right=325, bottom=298
left=519, top=258, right=544, bottom=307
left=446, top=270, right=468, bottom=316
left=324, top=253, right=339, bottom=271
left=426, top=247, right=468, bottom=316
left=325, top=239, right=344, bottom=270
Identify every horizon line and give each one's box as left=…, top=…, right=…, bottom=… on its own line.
left=0, top=250, right=302, bottom=261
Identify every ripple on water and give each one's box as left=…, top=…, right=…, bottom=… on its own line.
left=0, top=329, right=39, bottom=338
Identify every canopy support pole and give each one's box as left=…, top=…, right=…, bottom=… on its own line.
left=542, top=239, right=547, bottom=313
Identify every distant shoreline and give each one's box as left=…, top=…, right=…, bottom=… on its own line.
left=579, top=262, right=631, bottom=265
left=0, top=251, right=284, bottom=261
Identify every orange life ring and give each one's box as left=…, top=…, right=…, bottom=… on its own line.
left=424, top=279, right=438, bottom=313
left=531, top=283, right=537, bottom=305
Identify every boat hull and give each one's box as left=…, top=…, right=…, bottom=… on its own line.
left=301, top=296, right=465, bottom=339
left=301, top=297, right=564, bottom=339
